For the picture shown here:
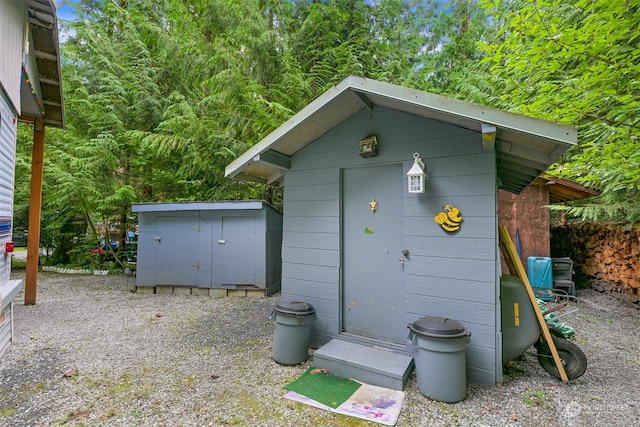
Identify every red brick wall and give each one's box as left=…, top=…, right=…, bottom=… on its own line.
left=498, top=184, right=550, bottom=274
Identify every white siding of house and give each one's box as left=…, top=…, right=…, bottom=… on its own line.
left=0, top=1, right=26, bottom=111
left=0, top=91, right=18, bottom=285
left=1, top=86, right=20, bottom=357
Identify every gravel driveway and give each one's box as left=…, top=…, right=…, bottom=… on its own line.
left=1, top=272, right=639, bottom=426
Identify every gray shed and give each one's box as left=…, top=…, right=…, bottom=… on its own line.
left=133, top=201, right=282, bottom=295
left=226, top=76, right=576, bottom=386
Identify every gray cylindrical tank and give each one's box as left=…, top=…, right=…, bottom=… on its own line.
left=407, top=316, right=471, bottom=403
left=500, top=275, right=540, bottom=364
left=270, top=300, right=317, bottom=365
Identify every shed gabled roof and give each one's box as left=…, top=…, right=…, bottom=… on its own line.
left=226, top=76, right=576, bottom=194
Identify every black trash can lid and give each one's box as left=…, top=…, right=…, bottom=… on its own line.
left=408, top=316, right=470, bottom=339
left=274, top=300, right=316, bottom=316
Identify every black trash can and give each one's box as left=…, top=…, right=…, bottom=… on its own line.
left=407, top=316, right=471, bottom=403
left=269, top=301, right=317, bottom=365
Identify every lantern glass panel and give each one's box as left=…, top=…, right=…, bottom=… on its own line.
left=409, top=175, right=423, bottom=193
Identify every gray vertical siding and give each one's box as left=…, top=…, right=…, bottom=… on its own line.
left=265, top=206, right=283, bottom=294
left=280, top=106, right=499, bottom=385
left=135, top=211, right=158, bottom=286
left=134, top=203, right=282, bottom=292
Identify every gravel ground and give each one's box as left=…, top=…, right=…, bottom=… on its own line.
left=1, top=271, right=639, bottom=427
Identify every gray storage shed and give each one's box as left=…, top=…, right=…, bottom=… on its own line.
left=226, top=76, right=576, bottom=386
left=133, top=201, right=282, bottom=295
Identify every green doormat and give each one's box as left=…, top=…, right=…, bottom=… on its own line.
left=284, top=367, right=362, bottom=408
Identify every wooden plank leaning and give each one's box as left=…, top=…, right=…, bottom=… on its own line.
left=498, top=225, right=569, bottom=383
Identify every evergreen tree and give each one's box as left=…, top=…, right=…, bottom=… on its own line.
left=481, top=0, right=640, bottom=224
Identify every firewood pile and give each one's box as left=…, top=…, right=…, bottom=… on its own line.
left=551, top=223, right=640, bottom=307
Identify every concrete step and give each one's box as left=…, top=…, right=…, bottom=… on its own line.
left=312, top=339, right=414, bottom=390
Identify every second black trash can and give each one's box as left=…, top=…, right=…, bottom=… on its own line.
left=407, top=316, right=471, bottom=403
left=270, top=300, right=317, bottom=365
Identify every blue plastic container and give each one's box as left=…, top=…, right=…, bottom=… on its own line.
left=527, top=257, right=553, bottom=301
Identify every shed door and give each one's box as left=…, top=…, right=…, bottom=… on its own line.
left=155, top=216, right=199, bottom=286
left=342, top=164, right=405, bottom=344
left=216, top=216, right=255, bottom=285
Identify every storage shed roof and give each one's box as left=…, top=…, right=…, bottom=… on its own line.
left=226, top=76, right=577, bottom=194
left=132, top=200, right=273, bottom=213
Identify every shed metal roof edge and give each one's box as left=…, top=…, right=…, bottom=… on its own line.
left=347, top=77, right=577, bottom=145
left=225, top=76, right=359, bottom=179
left=132, top=200, right=273, bottom=213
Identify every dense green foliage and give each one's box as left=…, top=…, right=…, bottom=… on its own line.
left=480, top=0, right=640, bottom=224
left=13, top=0, right=638, bottom=265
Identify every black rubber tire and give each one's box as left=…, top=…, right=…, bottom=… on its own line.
left=537, top=336, right=587, bottom=380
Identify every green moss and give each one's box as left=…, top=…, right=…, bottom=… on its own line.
left=0, top=407, right=16, bottom=417
left=173, top=374, right=196, bottom=390
left=577, top=313, right=597, bottom=322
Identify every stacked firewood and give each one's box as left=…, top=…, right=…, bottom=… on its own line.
left=551, top=223, right=640, bottom=307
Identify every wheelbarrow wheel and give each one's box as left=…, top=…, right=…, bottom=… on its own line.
left=537, top=336, right=587, bottom=380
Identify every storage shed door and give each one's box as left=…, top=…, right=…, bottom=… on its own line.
left=217, top=216, right=255, bottom=285
left=155, top=216, right=199, bottom=286
left=342, top=164, right=405, bottom=344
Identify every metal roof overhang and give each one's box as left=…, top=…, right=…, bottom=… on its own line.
left=225, top=76, right=576, bottom=194
left=19, top=0, right=65, bottom=128
left=533, top=176, right=600, bottom=204
left=132, top=200, right=267, bottom=213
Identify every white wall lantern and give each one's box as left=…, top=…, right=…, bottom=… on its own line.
left=407, top=152, right=426, bottom=193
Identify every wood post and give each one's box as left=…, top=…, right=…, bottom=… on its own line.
left=24, top=117, right=46, bottom=305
